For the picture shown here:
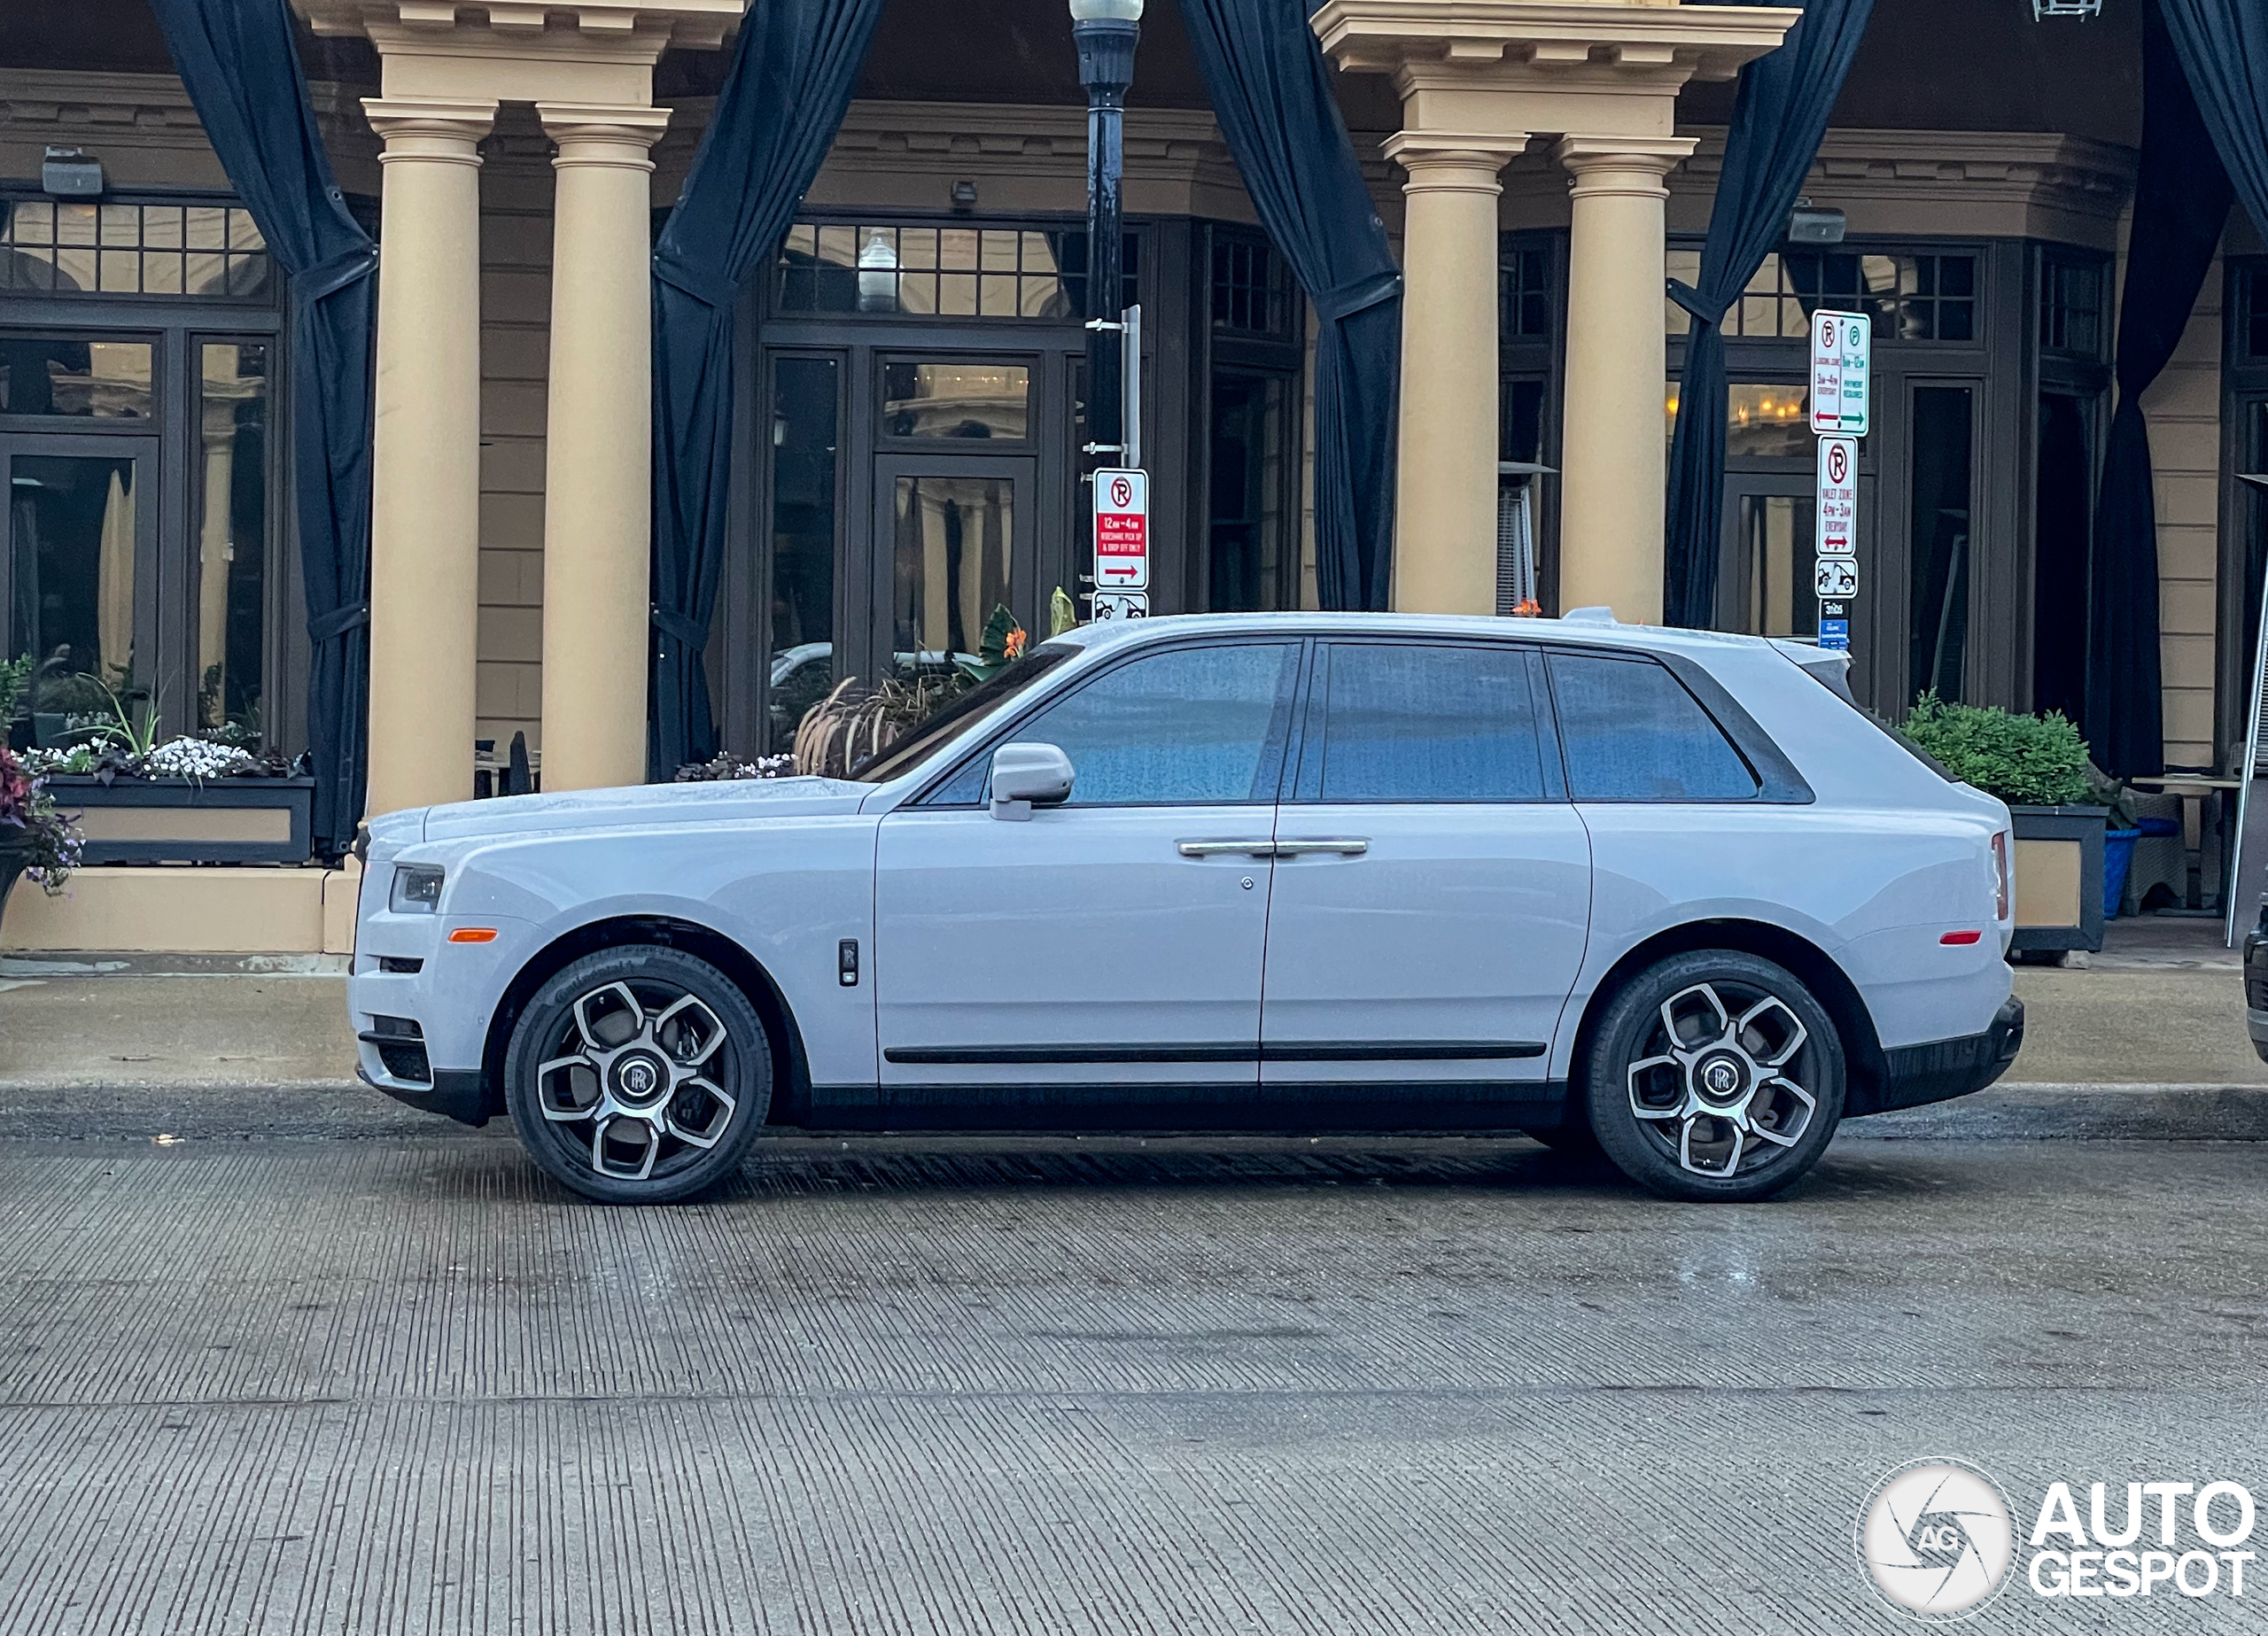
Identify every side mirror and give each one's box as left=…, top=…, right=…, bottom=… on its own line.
left=990, top=742, right=1074, bottom=821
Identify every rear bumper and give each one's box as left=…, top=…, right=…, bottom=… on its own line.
left=1860, top=996, right=2025, bottom=1116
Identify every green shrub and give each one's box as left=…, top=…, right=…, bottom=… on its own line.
left=1901, top=693, right=2093, bottom=807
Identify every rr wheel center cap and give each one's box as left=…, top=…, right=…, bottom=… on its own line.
left=612, top=1052, right=669, bottom=1108
left=1695, top=1051, right=1749, bottom=1105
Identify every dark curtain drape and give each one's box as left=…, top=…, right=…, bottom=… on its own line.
left=150, top=0, right=377, bottom=852
left=1177, top=0, right=1401, bottom=612
left=1661, top=0, right=1873, bottom=630
left=648, top=0, right=889, bottom=777
left=2085, top=1, right=2236, bottom=778
left=2157, top=0, right=2268, bottom=239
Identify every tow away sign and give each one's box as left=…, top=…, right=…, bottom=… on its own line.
left=1809, top=310, right=1871, bottom=437
left=1094, top=468, right=1149, bottom=589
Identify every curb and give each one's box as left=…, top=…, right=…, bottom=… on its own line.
left=1852, top=1082, right=2268, bottom=1143
left=4, top=1079, right=2268, bottom=1145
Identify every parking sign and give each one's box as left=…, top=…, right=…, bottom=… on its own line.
left=1809, top=310, right=1871, bottom=437
left=1816, top=435, right=1858, bottom=558
left=1093, top=469, right=1149, bottom=589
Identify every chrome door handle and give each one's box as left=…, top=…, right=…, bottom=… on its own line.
left=1177, top=839, right=1279, bottom=857
left=1273, top=838, right=1369, bottom=856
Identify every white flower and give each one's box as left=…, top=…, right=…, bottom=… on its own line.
left=144, top=736, right=259, bottom=780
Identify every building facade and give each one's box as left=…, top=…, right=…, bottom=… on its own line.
left=1, top=0, right=2262, bottom=952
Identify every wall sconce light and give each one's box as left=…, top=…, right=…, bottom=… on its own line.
left=951, top=179, right=979, bottom=210
left=1787, top=198, right=1846, bottom=245
left=41, top=147, right=105, bottom=198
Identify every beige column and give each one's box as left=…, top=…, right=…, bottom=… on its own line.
left=535, top=104, right=671, bottom=792
left=1554, top=136, right=1694, bottom=624
left=362, top=98, right=496, bottom=817
left=1385, top=135, right=1525, bottom=616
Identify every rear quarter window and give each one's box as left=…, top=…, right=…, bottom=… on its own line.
left=1547, top=651, right=1761, bottom=802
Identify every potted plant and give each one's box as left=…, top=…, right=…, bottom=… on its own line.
left=1900, top=694, right=2106, bottom=955
left=0, top=744, right=82, bottom=929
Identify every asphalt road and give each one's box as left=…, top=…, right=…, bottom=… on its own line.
left=4, top=1127, right=2266, bottom=1633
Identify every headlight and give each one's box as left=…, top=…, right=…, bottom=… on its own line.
left=391, top=865, right=445, bottom=914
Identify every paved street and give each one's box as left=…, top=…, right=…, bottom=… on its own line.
left=4, top=1123, right=2267, bottom=1634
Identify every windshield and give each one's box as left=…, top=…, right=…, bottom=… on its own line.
left=850, top=647, right=1076, bottom=784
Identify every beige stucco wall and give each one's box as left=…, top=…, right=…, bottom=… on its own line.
left=2140, top=239, right=2223, bottom=772
left=475, top=117, right=554, bottom=758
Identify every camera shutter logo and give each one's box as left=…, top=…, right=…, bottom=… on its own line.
left=1856, top=1458, right=2016, bottom=1621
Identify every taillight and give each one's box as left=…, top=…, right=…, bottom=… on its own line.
left=1991, top=831, right=2010, bottom=920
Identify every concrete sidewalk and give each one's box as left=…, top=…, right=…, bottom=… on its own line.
left=0, top=916, right=2260, bottom=1140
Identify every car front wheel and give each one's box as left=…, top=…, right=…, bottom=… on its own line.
left=503, top=945, right=773, bottom=1204
left=1583, top=950, right=1845, bottom=1203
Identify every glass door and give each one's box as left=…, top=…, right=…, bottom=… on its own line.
left=867, top=454, right=1037, bottom=691
left=1718, top=476, right=1819, bottom=640
left=1, top=432, right=160, bottom=747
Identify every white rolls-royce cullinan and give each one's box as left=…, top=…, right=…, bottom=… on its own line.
left=351, top=611, right=2022, bottom=1205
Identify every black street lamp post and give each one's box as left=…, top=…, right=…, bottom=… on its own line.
left=1070, top=0, right=1141, bottom=469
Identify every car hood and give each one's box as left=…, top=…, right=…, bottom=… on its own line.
left=413, top=776, right=872, bottom=843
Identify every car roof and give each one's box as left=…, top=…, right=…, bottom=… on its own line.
left=1044, top=610, right=1803, bottom=666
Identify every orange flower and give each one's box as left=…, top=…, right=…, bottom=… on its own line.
left=1004, top=626, right=1028, bottom=659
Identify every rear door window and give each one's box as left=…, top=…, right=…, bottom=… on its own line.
left=1547, top=651, right=1759, bottom=802
left=1304, top=641, right=1549, bottom=802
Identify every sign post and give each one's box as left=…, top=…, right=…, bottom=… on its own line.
left=1810, top=312, right=1871, bottom=650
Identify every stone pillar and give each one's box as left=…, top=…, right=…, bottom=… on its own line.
left=1385, top=135, right=1525, bottom=616
left=362, top=98, right=496, bottom=817
left=1553, top=136, right=1693, bottom=625
left=535, top=104, right=671, bottom=792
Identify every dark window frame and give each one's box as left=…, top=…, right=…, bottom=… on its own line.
left=0, top=200, right=291, bottom=752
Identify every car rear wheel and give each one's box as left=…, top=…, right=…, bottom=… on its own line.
left=503, top=945, right=773, bottom=1204
left=1583, top=950, right=1845, bottom=1203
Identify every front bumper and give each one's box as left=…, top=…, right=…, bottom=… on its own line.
left=1860, top=996, right=2025, bottom=1116
left=359, top=1066, right=491, bottom=1127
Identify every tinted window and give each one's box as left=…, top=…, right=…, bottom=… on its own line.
left=1315, top=643, right=1546, bottom=802
left=938, top=641, right=1299, bottom=806
left=1548, top=653, right=1759, bottom=801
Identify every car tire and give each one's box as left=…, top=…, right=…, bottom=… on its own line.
left=503, top=945, right=773, bottom=1204
left=1582, top=950, right=1845, bottom=1204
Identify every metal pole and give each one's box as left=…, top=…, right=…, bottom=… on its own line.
left=1072, top=9, right=1138, bottom=462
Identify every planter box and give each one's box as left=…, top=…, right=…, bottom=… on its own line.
left=2009, top=803, right=2108, bottom=955
left=43, top=774, right=315, bottom=865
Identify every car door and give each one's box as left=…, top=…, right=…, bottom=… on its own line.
left=874, top=637, right=1303, bottom=1123
left=1256, top=639, right=1591, bottom=1117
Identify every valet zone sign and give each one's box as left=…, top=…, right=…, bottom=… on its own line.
left=1810, top=310, right=1871, bottom=651
left=1093, top=468, right=1149, bottom=590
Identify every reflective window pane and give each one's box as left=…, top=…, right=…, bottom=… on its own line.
left=1208, top=371, right=1289, bottom=611
left=766, top=357, right=841, bottom=754
left=9, top=453, right=141, bottom=741
left=1549, top=654, right=1759, bottom=802
left=1317, top=643, right=1546, bottom=802
left=882, top=362, right=1029, bottom=440
left=891, top=474, right=1014, bottom=675
left=0, top=337, right=153, bottom=418
left=197, top=341, right=268, bottom=736
left=0, top=200, right=268, bottom=298
left=1017, top=642, right=1298, bottom=806
left=1732, top=494, right=1818, bottom=639
left=1908, top=385, right=1975, bottom=702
